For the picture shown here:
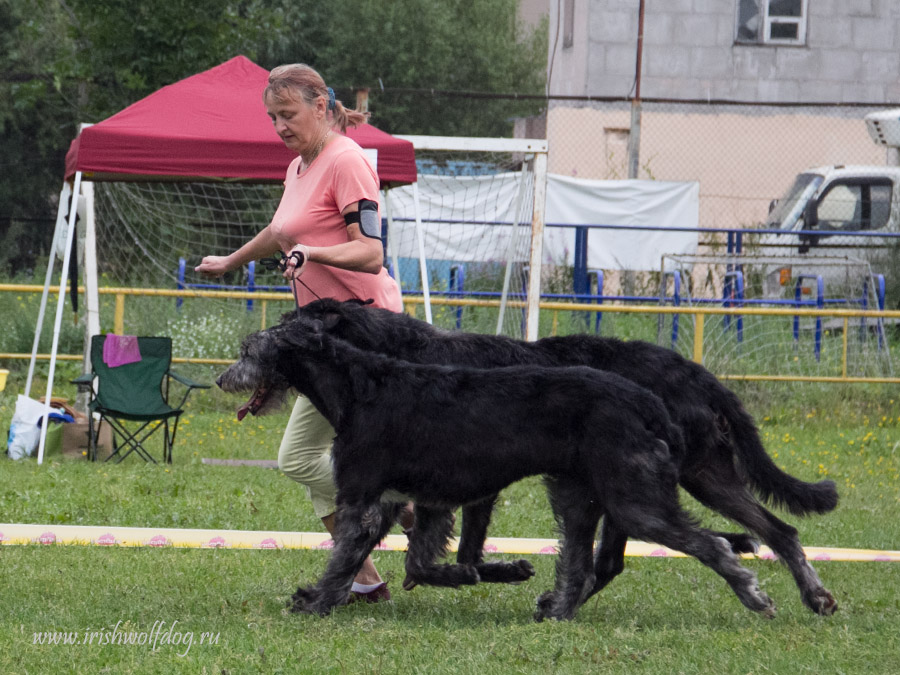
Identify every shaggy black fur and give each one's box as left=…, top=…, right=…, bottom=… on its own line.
left=283, top=298, right=839, bottom=616
left=218, top=326, right=776, bottom=620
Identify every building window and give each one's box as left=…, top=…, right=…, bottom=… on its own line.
left=563, top=0, right=575, bottom=49
left=736, top=0, right=808, bottom=46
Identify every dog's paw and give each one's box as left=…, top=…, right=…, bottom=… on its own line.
left=533, top=590, right=556, bottom=622
left=459, top=564, right=481, bottom=586
left=748, top=587, right=777, bottom=619
left=474, top=559, right=536, bottom=584
left=533, top=590, right=575, bottom=622
left=511, top=559, right=537, bottom=582
left=805, top=587, right=838, bottom=616
left=288, top=586, right=333, bottom=616
left=728, top=534, right=760, bottom=555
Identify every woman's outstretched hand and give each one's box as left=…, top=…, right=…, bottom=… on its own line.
left=195, top=255, right=233, bottom=277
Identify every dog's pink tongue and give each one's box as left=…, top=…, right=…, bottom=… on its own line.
left=236, top=402, right=251, bottom=422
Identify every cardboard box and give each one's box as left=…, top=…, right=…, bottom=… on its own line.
left=43, top=422, right=63, bottom=456
left=60, top=417, right=113, bottom=460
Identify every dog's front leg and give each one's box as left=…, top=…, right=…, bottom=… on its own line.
left=457, top=498, right=535, bottom=585
left=290, top=501, right=396, bottom=615
left=403, top=505, right=480, bottom=590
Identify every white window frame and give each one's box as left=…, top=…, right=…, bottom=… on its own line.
left=765, top=0, right=807, bottom=45
left=736, top=0, right=808, bottom=46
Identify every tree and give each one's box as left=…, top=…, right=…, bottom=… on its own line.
left=0, top=0, right=293, bottom=275
left=0, top=0, right=80, bottom=274
left=61, top=0, right=296, bottom=120
left=0, top=0, right=547, bottom=275
left=316, top=0, right=547, bottom=136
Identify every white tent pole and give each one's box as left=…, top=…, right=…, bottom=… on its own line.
left=37, top=171, right=82, bottom=465
left=495, top=161, right=531, bottom=335
left=410, top=181, right=433, bottom=324
left=25, top=181, right=72, bottom=398
left=381, top=189, right=403, bottom=292
left=524, top=152, right=548, bottom=341
left=78, top=181, right=100, bottom=414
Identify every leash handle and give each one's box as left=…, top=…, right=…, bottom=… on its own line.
left=286, top=250, right=305, bottom=270
left=261, top=250, right=322, bottom=305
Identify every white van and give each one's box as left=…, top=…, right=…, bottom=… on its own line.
left=760, top=164, right=900, bottom=296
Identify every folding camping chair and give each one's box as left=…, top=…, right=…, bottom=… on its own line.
left=72, top=336, right=210, bottom=464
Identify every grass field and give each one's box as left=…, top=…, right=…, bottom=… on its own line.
left=2, top=372, right=900, bottom=673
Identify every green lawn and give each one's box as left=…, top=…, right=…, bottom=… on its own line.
left=2, top=378, right=900, bottom=673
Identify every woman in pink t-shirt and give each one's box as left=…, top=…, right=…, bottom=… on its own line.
left=196, top=64, right=408, bottom=603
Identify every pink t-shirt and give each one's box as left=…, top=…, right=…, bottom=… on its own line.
left=269, top=134, right=402, bottom=311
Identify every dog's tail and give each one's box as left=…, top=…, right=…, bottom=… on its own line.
left=725, top=397, right=838, bottom=516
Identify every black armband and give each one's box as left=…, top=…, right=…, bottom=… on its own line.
left=343, top=199, right=381, bottom=239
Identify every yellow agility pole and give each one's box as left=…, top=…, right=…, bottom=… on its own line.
left=1, top=523, right=899, bottom=561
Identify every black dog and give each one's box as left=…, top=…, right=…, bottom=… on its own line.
left=218, top=324, right=776, bottom=620
left=284, top=298, right=839, bottom=616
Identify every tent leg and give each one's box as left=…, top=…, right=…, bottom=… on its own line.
left=78, top=181, right=100, bottom=415
left=25, top=182, right=72, bottom=398
left=37, top=172, right=82, bottom=465
left=382, top=189, right=403, bottom=291
left=411, top=182, right=433, bottom=324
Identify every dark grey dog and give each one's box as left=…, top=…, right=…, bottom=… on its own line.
left=218, top=323, right=776, bottom=620
left=282, top=298, right=839, bottom=616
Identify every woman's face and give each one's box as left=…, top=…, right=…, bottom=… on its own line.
left=265, top=91, right=325, bottom=156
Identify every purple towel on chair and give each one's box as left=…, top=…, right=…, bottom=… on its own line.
left=102, top=334, right=142, bottom=368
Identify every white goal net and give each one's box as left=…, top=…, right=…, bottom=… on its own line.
left=81, top=136, right=548, bottom=372
left=659, top=253, right=893, bottom=380
left=385, top=136, right=547, bottom=338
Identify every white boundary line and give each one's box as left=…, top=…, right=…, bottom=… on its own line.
left=1, top=524, right=898, bottom=561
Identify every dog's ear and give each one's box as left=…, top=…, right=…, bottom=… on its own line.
left=278, top=308, right=299, bottom=324
left=250, top=330, right=281, bottom=365
left=320, top=312, right=341, bottom=331
left=279, top=325, right=325, bottom=353
left=266, top=327, right=290, bottom=351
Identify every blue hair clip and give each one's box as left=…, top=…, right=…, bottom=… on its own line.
left=326, top=87, right=336, bottom=110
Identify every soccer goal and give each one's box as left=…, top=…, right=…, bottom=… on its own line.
left=77, top=136, right=549, bottom=346
left=389, top=135, right=548, bottom=338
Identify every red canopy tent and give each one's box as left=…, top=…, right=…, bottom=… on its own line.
left=30, top=57, right=419, bottom=464
left=64, top=55, right=417, bottom=187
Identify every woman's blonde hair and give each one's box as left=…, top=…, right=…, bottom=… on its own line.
left=264, top=64, right=368, bottom=132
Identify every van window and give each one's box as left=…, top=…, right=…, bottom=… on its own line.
left=766, top=172, right=822, bottom=229
left=816, top=180, right=892, bottom=233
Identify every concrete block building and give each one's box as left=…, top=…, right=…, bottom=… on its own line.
left=539, top=1, right=900, bottom=227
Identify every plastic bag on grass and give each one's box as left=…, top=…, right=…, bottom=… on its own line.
left=7, top=395, right=48, bottom=460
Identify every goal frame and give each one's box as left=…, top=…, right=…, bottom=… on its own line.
left=393, top=135, right=548, bottom=338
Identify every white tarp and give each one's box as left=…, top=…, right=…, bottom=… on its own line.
left=544, top=175, right=699, bottom=271
left=385, top=173, right=699, bottom=271
left=385, top=172, right=533, bottom=263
